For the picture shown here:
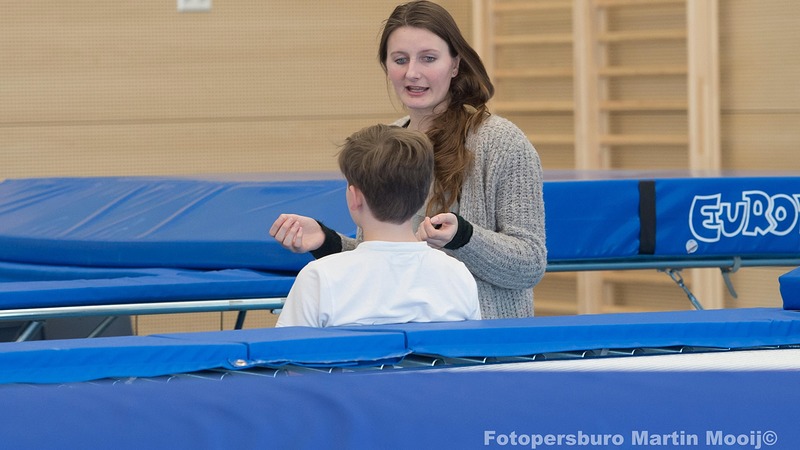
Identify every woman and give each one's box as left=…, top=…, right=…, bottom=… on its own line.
left=270, top=0, right=546, bottom=319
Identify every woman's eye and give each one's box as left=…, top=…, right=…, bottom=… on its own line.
left=422, top=56, right=437, bottom=62
left=394, top=57, right=408, bottom=65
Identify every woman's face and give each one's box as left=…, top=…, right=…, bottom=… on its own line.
left=385, top=26, right=460, bottom=121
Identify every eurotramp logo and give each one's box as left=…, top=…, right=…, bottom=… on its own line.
left=688, top=190, right=800, bottom=247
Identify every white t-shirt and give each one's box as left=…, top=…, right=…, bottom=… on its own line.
left=276, top=240, right=481, bottom=327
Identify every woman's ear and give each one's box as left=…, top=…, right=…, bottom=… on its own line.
left=452, top=55, right=461, bottom=77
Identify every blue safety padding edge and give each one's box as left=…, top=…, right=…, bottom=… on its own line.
left=654, top=177, right=800, bottom=257
left=779, top=267, right=800, bottom=310
left=343, top=308, right=800, bottom=358
left=3, top=308, right=800, bottom=384
left=0, top=176, right=355, bottom=271
left=0, top=368, right=799, bottom=449
left=1, top=174, right=798, bottom=271
left=0, top=328, right=410, bottom=384
left=0, top=335, right=248, bottom=384
left=0, top=261, right=295, bottom=309
left=543, top=179, right=641, bottom=260
left=155, top=327, right=410, bottom=367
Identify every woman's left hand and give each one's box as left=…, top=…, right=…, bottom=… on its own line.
left=416, top=213, right=458, bottom=249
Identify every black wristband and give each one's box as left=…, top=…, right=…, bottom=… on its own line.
left=310, top=220, right=343, bottom=259
left=444, top=214, right=473, bottom=250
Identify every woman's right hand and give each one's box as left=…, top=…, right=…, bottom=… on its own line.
left=269, top=214, right=325, bottom=253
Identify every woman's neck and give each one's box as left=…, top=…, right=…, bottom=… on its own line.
left=406, top=113, right=432, bottom=133
left=407, top=99, right=449, bottom=132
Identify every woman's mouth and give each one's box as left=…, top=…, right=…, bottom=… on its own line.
left=406, top=86, right=429, bottom=94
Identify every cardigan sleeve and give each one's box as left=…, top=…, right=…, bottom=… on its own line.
left=447, top=117, right=547, bottom=290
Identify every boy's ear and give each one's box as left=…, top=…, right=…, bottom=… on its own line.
left=347, top=184, right=364, bottom=211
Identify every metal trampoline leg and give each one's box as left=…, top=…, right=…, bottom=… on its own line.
left=661, top=268, right=705, bottom=310
left=721, top=256, right=742, bottom=299
left=234, top=311, right=247, bottom=330
left=16, top=321, right=44, bottom=342
left=87, top=316, right=119, bottom=338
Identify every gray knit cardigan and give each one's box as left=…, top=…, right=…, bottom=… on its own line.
left=341, top=114, right=547, bottom=319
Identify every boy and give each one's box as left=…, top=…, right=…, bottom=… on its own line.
left=276, top=124, right=481, bottom=327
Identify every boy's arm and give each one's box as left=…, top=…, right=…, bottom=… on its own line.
left=275, top=266, right=323, bottom=327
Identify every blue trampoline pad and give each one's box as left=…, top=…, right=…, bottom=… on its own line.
left=2, top=308, right=800, bottom=384
left=156, top=327, right=410, bottom=368
left=0, top=176, right=355, bottom=271
left=654, top=176, right=800, bottom=258
left=344, top=308, right=800, bottom=358
left=780, top=266, right=800, bottom=310
left=544, top=171, right=800, bottom=264
left=0, top=335, right=248, bottom=384
left=544, top=178, right=641, bottom=261
left=0, top=261, right=294, bottom=309
left=0, top=369, right=798, bottom=449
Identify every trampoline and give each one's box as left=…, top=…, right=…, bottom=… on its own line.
left=0, top=170, right=798, bottom=335
left=0, top=307, right=799, bottom=449
left=0, top=170, right=799, bottom=448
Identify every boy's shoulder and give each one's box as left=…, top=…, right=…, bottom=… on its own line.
left=421, top=246, right=472, bottom=272
left=305, top=248, right=358, bottom=268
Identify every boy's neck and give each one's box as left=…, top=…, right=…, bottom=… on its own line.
left=359, top=216, right=418, bottom=243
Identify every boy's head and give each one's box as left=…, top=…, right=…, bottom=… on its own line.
left=338, top=124, right=434, bottom=224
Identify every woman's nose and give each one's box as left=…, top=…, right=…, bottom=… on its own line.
left=405, top=61, right=421, bottom=80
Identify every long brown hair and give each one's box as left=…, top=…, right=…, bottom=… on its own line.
left=378, top=1, right=494, bottom=215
